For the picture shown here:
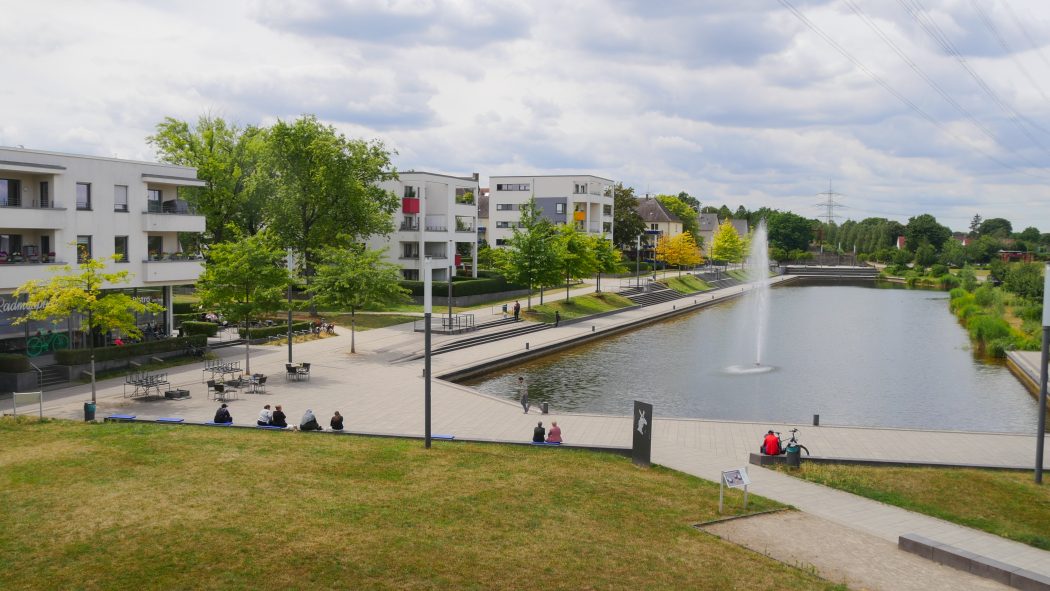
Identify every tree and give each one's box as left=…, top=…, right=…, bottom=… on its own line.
left=717, top=205, right=733, bottom=220
left=914, top=243, right=938, bottom=268
left=264, top=115, right=399, bottom=290
left=498, top=199, right=561, bottom=309
left=969, top=214, right=983, bottom=236
left=734, top=205, right=749, bottom=219
left=710, top=219, right=745, bottom=264
left=1004, top=263, right=1044, bottom=300
left=977, top=217, right=1012, bottom=238
left=939, top=238, right=966, bottom=268
left=13, top=256, right=162, bottom=403
left=611, top=183, right=645, bottom=250
left=965, top=235, right=1001, bottom=264
left=310, top=245, right=409, bottom=353
left=765, top=210, right=814, bottom=252
left=676, top=191, right=700, bottom=212
left=196, top=233, right=290, bottom=373
left=904, top=214, right=952, bottom=252
left=557, top=225, right=598, bottom=302
left=656, top=232, right=703, bottom=275
left=590, top=235, right=622, bottom=293
left=148, top=115, right=269, bottom=246
left=1018, top=226, right=1041, bottom=243
left=655, top=194, right=700, bottom=237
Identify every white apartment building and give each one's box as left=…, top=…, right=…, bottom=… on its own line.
left=0, top=147, right=206, bottom=353
left=488, top=175, right=615, bottom=246
left=366, top=171, right=479, bottom=281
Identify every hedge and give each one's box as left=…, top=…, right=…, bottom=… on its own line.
left=238, top=321, right=313, bottom=339
left=398, top=275, right=529, bottom=298
left=173, top=312, right=200, bottom=326
left=173, top=302, right=196, bottom=314
left=181, top=321, right=219, bottom=337
left=0, top=353, right=30, bottom=373
left=54, top=335, right=207, bottom=365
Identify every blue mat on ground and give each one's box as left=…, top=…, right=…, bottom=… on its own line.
left=257, top=425, right=287, bottom=430
left=106, top=414, right=136, bottom=420
left=204, top=422, right=233, bottom=426
left=155, top=417, right=184, bottom=423
left=432, top=434, right=455, bottom=440
left=530, top=442, right=562, bottom=446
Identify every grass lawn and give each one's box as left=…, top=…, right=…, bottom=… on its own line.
left=663, top=274, right=711, bottom=294
left=523, top=292, right=635, bottom=324
left=0, top=418, right=841, bottom=591
left=781, top=464, right=1050, bottom=550
left=327, top=313, right=421, bottom=331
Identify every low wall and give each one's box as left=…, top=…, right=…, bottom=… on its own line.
left=899, top=533, right=1050, bottom=590
left=411, top=288, right=532, bottom=308
left=0, top=371, right=39, bottom=393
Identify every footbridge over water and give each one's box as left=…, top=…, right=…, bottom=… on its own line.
left=782, top=265, right=879, bottom=279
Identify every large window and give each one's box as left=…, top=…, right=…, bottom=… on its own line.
left=39, top=181, right=49, bottom=207
left=555, top=203, right=566, bottom=214
left=76, top=183, right=91, bottom=210
left=495, top=203, right=517, bottom=211
left=603, top=204, right=612, bottom=216
left=114, top=185, right=128, bottom=212
left=76, top=235, right=92, bottom=262
left=114, top=236, right=128, bottom=262
left=0, top=234, right=23, bottom=255
left=404, top=186, right=417, bottom=199
left=147, top=235, right=163, bottom=259
left=0, top=179, right=21, bottom=207
left=495, top=183, right=530, bottom=191
left=574, top=183, right=587, bottom=194
left=147, top=189, right=162, bottom=213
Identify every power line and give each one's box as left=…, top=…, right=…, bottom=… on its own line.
left=969, top=0, right=1050, bottom=105
left=1003, top=0, right=1050, bottom=79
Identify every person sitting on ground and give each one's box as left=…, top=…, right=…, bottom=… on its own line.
left=762, top=430, right=781, bottom=455
left=300, top=408, right=323, bottom=431
left=546, top=421, right=562, bottom=444
left=533, top=421, right=546, bottom=443
left=330, top=411, right=344, bottom=431
left=271, top=405, right=288, bottom=428
left=213, top=403, right=233, bottom=424
left=257, top=404, right=272, bottom=426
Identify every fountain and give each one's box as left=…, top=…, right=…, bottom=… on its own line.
left=726, top=219, right=775, bottom=375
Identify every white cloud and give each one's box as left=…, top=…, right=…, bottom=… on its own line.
left=3, top=0, right=1050, bottom=231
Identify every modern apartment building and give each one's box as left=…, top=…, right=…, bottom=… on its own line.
left=0, top=147, right=206, bottom=353
left=488, top=175, right=615, bottom=246
left=366, top=171, right=479, bottom=281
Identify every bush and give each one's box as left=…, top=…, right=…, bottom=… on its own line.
left=181, top=321, right=219, bottom=337
left=0, top=353, right=30, bottom=373
left=930, top=264, right=949, bottom=277
left=966, top=314, right=1012, bottom=343
left=54, top=335, right=206, bottom=365
left=938, top=274, right=960, bottom=290
left=973, top=285, right=997, bottom=307
left=948, top=287, right=968, bottom=300
left=238, top=321, right=313, bottom=339
left=172, top=302, right=196, bottom=314
left=399, top=276, right=529, bottom=298
left=1017, top=304, right=1043, bottom=322
left=987, top=337, right=1013, bottom=358
left=958, top=266, right=978, bottom=292
left=949, top=292, right=975, bottom=313
left=957, top=304, right=982, bottom=320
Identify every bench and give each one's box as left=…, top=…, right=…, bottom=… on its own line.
left=155, top=417, right=184, bottom=423
left=899, top=533, right=1050, bottom=590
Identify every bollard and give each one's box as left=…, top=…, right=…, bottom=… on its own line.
left=592, top=325, right=595, bottom=332
left=673, top=305, right=675, bottom=310
left=525, top=342, right=530, bottom=350
left=541, top=402, right=549, bottom=414
left=813, top=414, right=820, bottom=426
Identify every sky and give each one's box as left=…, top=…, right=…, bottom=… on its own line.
left=3, top=0, right=1050, bottom=233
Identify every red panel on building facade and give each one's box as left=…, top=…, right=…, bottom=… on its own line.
left=402, top=198, right=420, bottom=214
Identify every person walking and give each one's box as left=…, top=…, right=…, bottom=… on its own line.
left=517, top=376, right=529, bottom=414
left=513, top=300, right=521, bottom=320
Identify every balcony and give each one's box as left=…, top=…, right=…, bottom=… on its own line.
left=142, top=201, right=206, bottom=233
left=455, top=216, right=474, bottom=233
left=402, top=197, right=420, bottom=214
left=0, top=203, right=67, bottom=230
left=399, top=219, right=420, bottom=231
left=0, top=261, right=69, bottom=290
left=141, top=259, right=204, bottom=283
left=425, top=214, right=447, bottom=232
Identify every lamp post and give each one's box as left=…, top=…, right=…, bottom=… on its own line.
left=448, top=239, right=454, bottom=328
left=1035, top=262, right=1049, bottom=483
left=423, top=256, right=433, bottom=449
left=635, top=234, right=641, bottom=289
left=286, top=247, right=294, bottom=364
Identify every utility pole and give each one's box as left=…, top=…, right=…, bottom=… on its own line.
left=815, top=178, right=845, bottom=226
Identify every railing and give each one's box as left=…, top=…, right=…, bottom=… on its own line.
left=399, top=254, right=420, bottom=260
left=455, top=194, right=475, bottom=205
left=0, top=199, right=63, bottom=210
left=28, top=361, right=42, bottom=390
left=413, top=313, right=476, bottom=334
left=146, top=200, right=195, bottom=214
left=399, top=220, right=420, bottom=231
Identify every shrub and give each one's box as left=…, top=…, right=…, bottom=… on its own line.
left=1017, top=304, right=1043, bottom=322
left=957, top=304, right=982, bottom=320
left=973, top=285, right=997, bottom=307
left=930, top=264, right=949, bottom=277
left=948, top=287, right=968, bottom=300
left=949, top=292, right=975, bottom=313
left=238, top=321, right=313, bottom=339
left=958, top=266, right=978, bottom=292
left=966, top=314, right=1012, bottom=343
left=0, top=353, right=30, bottom=373
left=938, top=274, right=960, bottom=290
left=987, top=337, right=1013, bottom=358
left=172, top=302, right=196, bottom=314
left=54, top=335, right=206, bottom=364
left=181, top=321, right=219, bottom=337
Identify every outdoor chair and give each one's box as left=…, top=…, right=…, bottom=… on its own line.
left=285, top=364, right=298, bottom=381
left=255, top=375, right=268, bottom=393
left=297, top=363, right=311, bottom=382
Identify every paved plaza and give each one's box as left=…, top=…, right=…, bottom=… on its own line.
left=9, top=277, right=1050, bottom=590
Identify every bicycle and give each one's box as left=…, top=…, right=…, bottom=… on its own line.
left=26, top=332, right=70, bottom=357
left=778, top=428, right=810, bottom=456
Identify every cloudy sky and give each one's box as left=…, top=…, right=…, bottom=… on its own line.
left=3, top=0, right=1050, bottom=232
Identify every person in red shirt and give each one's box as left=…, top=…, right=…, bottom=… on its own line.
left=762, top=430, right=781, bottom=455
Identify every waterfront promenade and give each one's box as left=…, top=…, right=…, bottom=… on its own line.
left=12, top=277, right=1050, bottom=590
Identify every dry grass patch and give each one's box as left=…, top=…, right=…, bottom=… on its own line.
left=0, top=417, right=842, bottom=591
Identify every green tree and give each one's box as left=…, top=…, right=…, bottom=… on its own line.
left=676, top=192, right=700, bottom=212
left=1004, top=263, right=1044, bottom=300
left=939, top=238, right=967, bottom=268
left=978, top=217, right=1012, bottom=238
left=1018, top=226, right=1041, bottom=243
left=590, top=235, right=622, bottom=293
left=717, top=205, right=733, bottom=220
left=264, top=115, right=399, bottom=289
left=655, top=195, right=700, bottom=237
left=904, top=214, right=952, bottom=252
left=611, top=183, right=645, bottom=250
left=765, top=210, right=814, bottom=252
left=310, top=245, right=409, bottom=353
left=965, top=235, right=1001, bottom=264
left=498, top=199, right=561, bottom=309
left=710, top=219, right=745, bottom=264
left=196, top=233, right=290, bottom=373
left=13, top=256, right=162, bottom=402
left=557, top=225, right=598, bottom=302
left=958, top=266, right=979, bottom=291
left=914, top=243, right=938, bottom=268
left=969, top=214, right=983, bottom=236
left=148, top=115, right=270, bottom=246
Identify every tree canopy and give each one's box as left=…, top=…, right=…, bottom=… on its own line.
left=710, top=219, right=745, bottom=263
left=764, top=210, right=814, bottom=252
left=496, top=198, right=562, bottom=308
left=904, top=214, right=952, bottom=251
left=556, top=224, right=598, bottom=301
left=611, top=183, right=645, bottom=250
left=655, top=195, right=700, bottom=237
left=977, top=217, right=1012, bottom=239
left=655, top=232, right=703, bottom=274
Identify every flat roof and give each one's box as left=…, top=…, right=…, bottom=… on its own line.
left=400, top=170, right=477, bottom=182
left=490, top=174, right=615, bottom=183
left=0, top=145, right=198, bottom=172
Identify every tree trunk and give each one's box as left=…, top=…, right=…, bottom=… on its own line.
left=565, top=271, right=570, bottom=302
left=351, top=307, right=356, bottom=354
left=245, top=322, right=252, bottom=374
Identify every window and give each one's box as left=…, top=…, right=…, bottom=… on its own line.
left=114, top=236, right=128, bottom=262
left=496, top=203, right=517, bottom=211
left=401, top=269, right=419, bottom=280
left=495, top=238, right=508, bottom=246
left=455, top=188, right=474, bottom=204
left=555, top=203, right=566, bottom=214
left=603, top=222, right=612, bottom=233
left=76, top=183, right=91, bottom=210
left=603, top=204, right=612, bottom=216
left=76, top=235, right=92, bottom=262
left=114, top=185, right=128, bottom=212
left=404, top=186, right=417, bottom=199
left=39, top=181, right=49, bottom=207
left=147, top=235, right=163, bottom=259
left=0, top=234, right=23, bottom=255
left=147, top=189, right=162, bottom=213
left=651, top=223, right=659, bottom=231
left=496, top=221, right=519, bottom=229
left=495, top=183, right=529, bottom=191
left=0, top=179, right=21, bottom=207
left=574, top=183, right=587, bottom=194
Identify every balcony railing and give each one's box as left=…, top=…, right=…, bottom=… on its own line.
left=146, top=200, right=196, bottom=214
left=455, top=193, right=475, bottom=205
left=399, top=220, right=420, bottom=231
left=0, top=198, right=64, bottom=210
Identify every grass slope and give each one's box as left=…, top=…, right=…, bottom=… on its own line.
left=783, top=464, right=1050, bottom=550
left=523, top=292, right=635, bottom=324
left=0, top=418, right=840, bottom=591
left=663, top=275, right=711, bottom=294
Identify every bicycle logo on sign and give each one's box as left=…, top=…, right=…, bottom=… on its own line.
left=26, top=332, right=69, bottom=357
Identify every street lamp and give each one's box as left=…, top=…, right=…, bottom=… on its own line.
left=286, top=247, right=294, bottom=364
left=423, top=256, right=433, bottom=449
left=1035, top=262, right=1049, bottom=483
left=635, top=234, right=641, bottom=289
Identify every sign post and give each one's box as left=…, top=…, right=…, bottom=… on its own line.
left=632, top=400, right=653, bottom=467
left=719, top=467, right=751, bottom=514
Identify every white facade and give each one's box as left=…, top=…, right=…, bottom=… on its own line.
left=488, top=175, right=614, bottom=246
left=366, top=171, right=479, bottom=281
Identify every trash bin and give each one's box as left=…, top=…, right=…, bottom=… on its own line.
left=541, top=402, right=549, bottom=414
left=785, top=444, right=801, bottom=468
left=501, top=304, right=508, bottom=315
left=84, top=402, right=96, bottom=422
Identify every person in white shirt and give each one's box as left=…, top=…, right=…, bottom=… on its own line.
left=257, top=404, right=273, bottom=426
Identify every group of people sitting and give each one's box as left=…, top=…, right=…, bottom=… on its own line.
left=532, top=421, right=563, bottom=444
left=212, top=404, right=344, bottom=431
left=312, top=321, right=336, bottom=335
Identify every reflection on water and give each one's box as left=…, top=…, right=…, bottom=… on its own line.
left=462, top=284, right=1039, bottom=432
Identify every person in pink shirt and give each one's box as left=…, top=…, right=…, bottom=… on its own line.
left=546, top=421, right=562, bottom=444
